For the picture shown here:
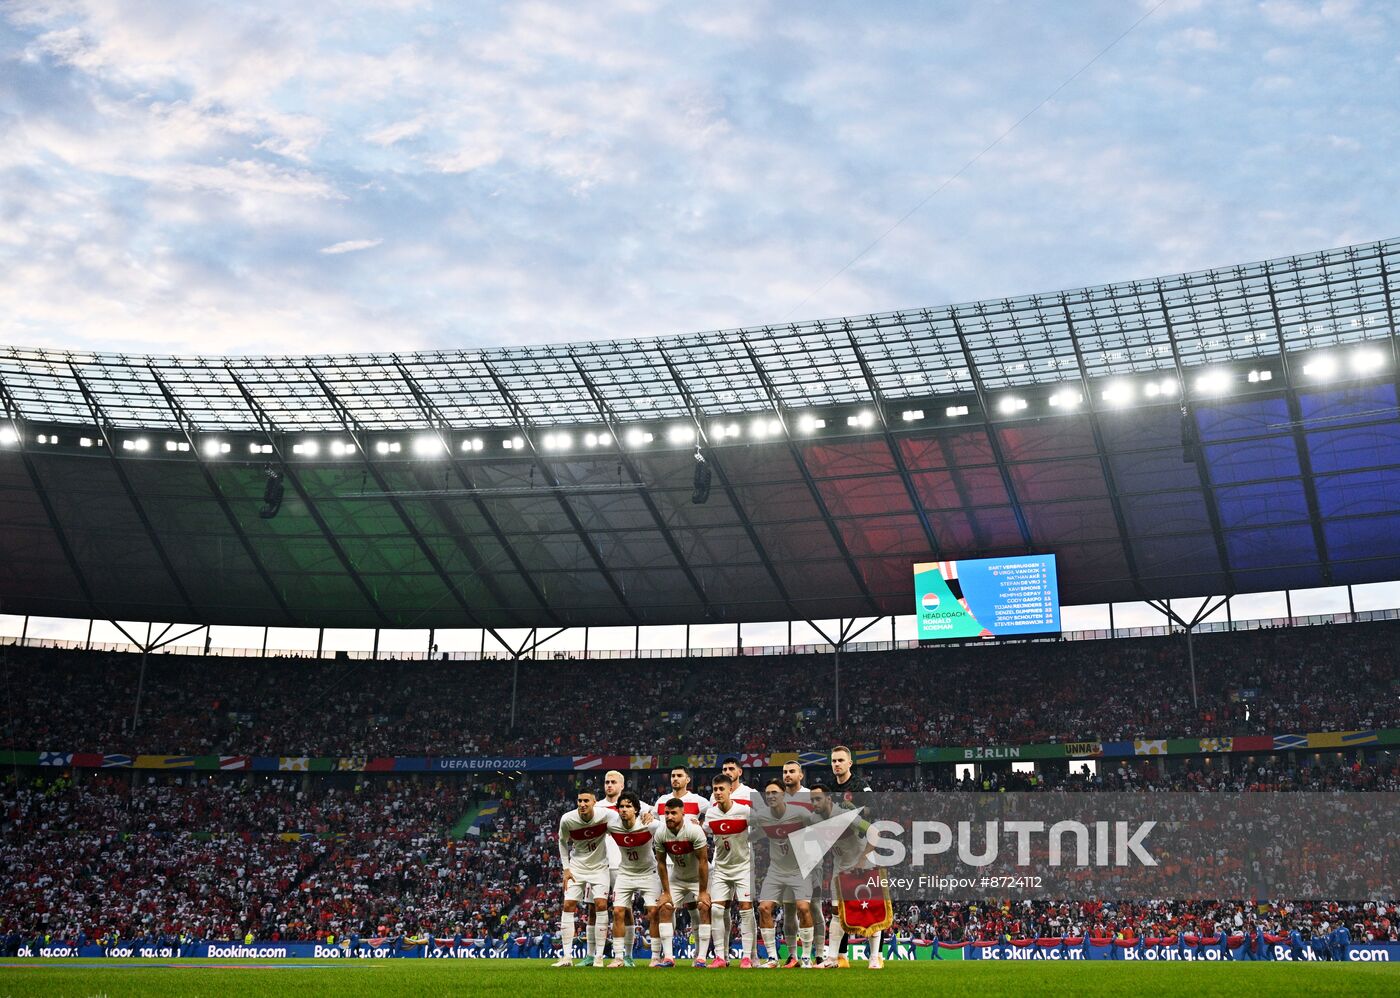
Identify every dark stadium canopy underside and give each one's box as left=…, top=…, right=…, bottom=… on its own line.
left=1, top=239, right=1399, bottom=629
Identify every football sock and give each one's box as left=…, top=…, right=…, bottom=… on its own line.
left=740, top=909, right=757, bottom=961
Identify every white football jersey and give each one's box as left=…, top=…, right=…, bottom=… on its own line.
left=752, top=803, right=816, bottom=878
left=654, top=790, right=708, bottom=823
left=654, top=819, right=708, bottom=883
left=703, top=801, right=753, bottom=876
left=609, top=818, right=661, bottom=877
left=557, top=808, right=614, bottom=874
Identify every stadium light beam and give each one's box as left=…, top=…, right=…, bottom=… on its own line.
left=1194, top=370, right=1232, bottom=395
left=1101, top=382, right=1133, bottom=407
left=1302, top=355, right=1337, bottom=380
left=412, top=434, right=448, bottom=456
left=1352, top=349, right=1385, bottom=374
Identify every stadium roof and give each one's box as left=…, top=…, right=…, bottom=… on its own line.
left=1, top=239, right=1398, bottom=630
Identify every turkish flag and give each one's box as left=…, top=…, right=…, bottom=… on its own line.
left=836, top=870, right=892, bottom=938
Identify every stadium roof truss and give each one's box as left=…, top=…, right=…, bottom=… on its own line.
left=1, top=239, right=1398, bottom=629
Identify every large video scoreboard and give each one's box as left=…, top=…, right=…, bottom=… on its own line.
left=914, top=555, right=1060, bottom=640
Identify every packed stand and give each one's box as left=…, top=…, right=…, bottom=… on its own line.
left=2, top=620, right=1396, bottom=759
left=4, top=759, right=1398, bottom=949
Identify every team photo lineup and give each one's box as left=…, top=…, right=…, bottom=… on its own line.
left=556, top=751, right=881, bottom=970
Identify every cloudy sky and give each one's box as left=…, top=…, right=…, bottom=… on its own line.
left=1, top=0, right=1397, bottom=358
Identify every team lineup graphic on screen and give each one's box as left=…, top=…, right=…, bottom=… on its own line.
left=914, top=555, right=1060, bottom=639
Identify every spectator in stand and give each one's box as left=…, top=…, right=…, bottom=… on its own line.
left=2, top=621, right=1396, bottom=758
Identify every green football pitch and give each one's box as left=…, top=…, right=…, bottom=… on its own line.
left=1, top=959, right=1396, bottom=997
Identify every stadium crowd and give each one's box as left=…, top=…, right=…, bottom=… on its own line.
left=2, top=620, right=1396, bottom=759
left=3, top=754, right=1397, bottom=950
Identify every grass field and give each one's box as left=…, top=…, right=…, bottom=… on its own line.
left=1, top=958, right=1397, bottom=997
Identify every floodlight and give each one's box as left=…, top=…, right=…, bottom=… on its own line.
left=1352, top=349, right=1385, bottom=374
left=1302, top=355, right=1337, bottom=380
left=1101, top=382, right=1133, bottom=406
left=1194, top=370, right=1232, bottom=394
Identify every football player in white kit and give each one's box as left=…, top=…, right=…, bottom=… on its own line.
left=597, top=769, right=643, bottom=959
left=776, top=759, right=824, bottom=967
left=606, top=792, right=662, bottom=968
left=810, top=783, right=880, bottom=969
left=653, top=797, right=710, bottom=968
left=754, top=778, right=818, bottom=967
left=704, top=773, right=757, bottom=968
left=650, top=766, right=708, bottom=965
left=554, top=789, right=614, bottom=967
left=710, top=757, right=758, bottom=959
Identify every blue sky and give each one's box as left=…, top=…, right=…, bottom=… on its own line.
left=1, top=0, right=1398, bottom=357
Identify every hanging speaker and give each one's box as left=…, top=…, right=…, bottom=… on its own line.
left=691, top=453, right=713, bottom=504
left=259, top=467, right=285, bottom=519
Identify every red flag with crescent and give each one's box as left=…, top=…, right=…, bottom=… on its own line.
left=835, top=870, right=892, bottom=937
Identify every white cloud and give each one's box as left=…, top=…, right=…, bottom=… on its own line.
left=320, top=238, right=383, bottom=255
left=1169, top=26, right=1223, bottom=50
left=0, top=0, right=1397, bottom=360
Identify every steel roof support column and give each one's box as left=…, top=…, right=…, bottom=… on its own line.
left=741, top=339, right=880, bottom=616
left=571, top=356, right=714, bottom=616
left=947, top=312, right=1035, bottom=552
left=658, top=350, right=797, bottom=620
left=480, top=360, right=641, bottom=626
left=1265, top=271, right=1332, bottom=584
left=1145, top=594, right=1227, bottom=711
left=310, top=368, right=522, bottom=640
left=807, top=616, right=884, bottom=725
left=0, top=373, right=99, bottom=618
left=1060, top=301, right=1147, bottom=599
left=390, top=358, right=558, bottom=625
left=150, top=368, right=295, bottom=625
left=226, top=368, right=390, bottom=626
left=1374, top=247, right=1400, bottom=475
left=845, top=325, right=942, bottom=560
left=1157, top=288, right=1236, bottom=594
left=69, top=364, right=200, bottom=621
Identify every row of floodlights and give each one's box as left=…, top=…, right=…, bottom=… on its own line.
left=0, top=348, right=1386, bottom=455
left=991, top=348, right=1385, bottom=415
